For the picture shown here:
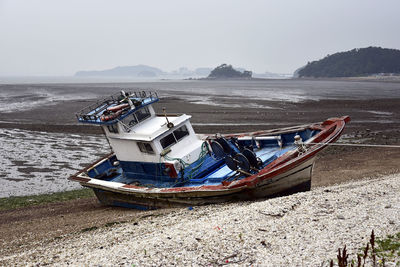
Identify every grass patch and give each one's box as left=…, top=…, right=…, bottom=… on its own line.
left=0, top=188, right=95, bottom=211
left=375, top=232, right=400, bottom=261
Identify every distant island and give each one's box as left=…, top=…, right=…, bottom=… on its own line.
left=75, top=65, right=215, bottom=78
left=74, top=64, right=290, bottom=79
left=297, top=47, right=400, bottom=78
left=207, top=64, right=252, bottom=79
left=75, top=65, right=165, bottom=77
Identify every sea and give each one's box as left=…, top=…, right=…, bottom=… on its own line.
left=0, top=79, right=399, bottom=197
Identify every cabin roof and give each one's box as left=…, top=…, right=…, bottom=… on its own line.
left=109, top=114, right=192, bottom=142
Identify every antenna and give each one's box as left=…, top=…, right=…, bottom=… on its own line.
left=163, top=107, right=174, bottom=129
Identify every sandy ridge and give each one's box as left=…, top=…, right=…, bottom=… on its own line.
left=1, top=174, right=399, bottom=266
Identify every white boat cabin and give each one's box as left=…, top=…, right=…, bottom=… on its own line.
left=77, top=91, right=204, bottom=171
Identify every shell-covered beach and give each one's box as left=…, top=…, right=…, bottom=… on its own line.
left=1, top=174, right=399, bottom=266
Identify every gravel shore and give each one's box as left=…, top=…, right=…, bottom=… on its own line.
left=2, top=174, right=399, bottom=266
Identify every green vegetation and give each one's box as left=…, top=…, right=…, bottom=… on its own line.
left=298, top=47, right=400, bottom=77
left=208, top=64, right=252, bottom=79
left=331, top=230, right=400, bottom=266
left=375, top=232, right=400, bottom=261
left=0, top=188, right=94, bottom=211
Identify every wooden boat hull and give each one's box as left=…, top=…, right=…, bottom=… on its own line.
left=70, top=116, right=350, bottom=210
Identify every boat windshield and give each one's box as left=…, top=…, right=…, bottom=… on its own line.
left=135, top=107, right=151, bottom=121
left=122, top=106, right=151, bottom=131
left=160, top=125, right=189, bottom=149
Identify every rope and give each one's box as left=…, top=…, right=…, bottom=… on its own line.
left=307, top=142, right=400, bottom=148
left=162, top=142, right=210, bottom=182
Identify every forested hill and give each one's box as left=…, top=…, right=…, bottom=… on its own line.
left=298, top=47, right=400, bottom=78
left=207, top=64, right=252, bottom=79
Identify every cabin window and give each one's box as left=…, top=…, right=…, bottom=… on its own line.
left=122, top=107, right=151, bottom=132
left=136, top=106, right=151, bottom=122
left=174, top=125, right=189, bottom=141
left=160, top=125, right=190, bottom=149
left=160, top=133, right=176, bottom=149
left=124, top=114, right=138, bottom=127
left=137, top=142, right=155, bottom=154
left=107, top=124, right=119, bottom=134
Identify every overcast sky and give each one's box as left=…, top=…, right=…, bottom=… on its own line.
left=0, top=0, right=399, bottom=76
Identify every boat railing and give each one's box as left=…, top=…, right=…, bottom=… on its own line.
left=76, top=91, right=159, bottom=123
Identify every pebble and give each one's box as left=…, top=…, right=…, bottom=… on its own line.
left=337, top=215, right=345, bottom=220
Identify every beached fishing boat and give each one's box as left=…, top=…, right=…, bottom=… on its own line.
left=69, top=91, right=350, bottom=210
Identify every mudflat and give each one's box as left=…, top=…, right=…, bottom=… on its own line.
left=0, top=83, right=399, bottom=261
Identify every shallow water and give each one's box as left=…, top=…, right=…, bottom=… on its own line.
left=0, top=128, right=109, bottom=197
left=1, top=79, right=400, bottom=112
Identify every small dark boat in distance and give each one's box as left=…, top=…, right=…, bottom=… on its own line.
left=69, top=91, right=350, bottom=210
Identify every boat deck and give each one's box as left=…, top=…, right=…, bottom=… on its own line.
left=184, top=145, right=294, bottom=186
left=89, top=144, right=296, bottom=188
